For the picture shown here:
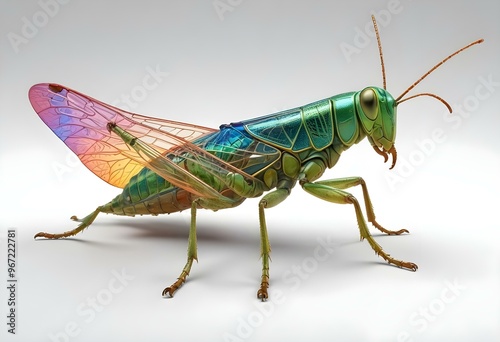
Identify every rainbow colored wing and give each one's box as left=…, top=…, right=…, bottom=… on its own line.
left=29, top=83, right=217, bottom=189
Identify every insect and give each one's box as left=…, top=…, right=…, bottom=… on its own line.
left=31, top=16, right=483, bottom=300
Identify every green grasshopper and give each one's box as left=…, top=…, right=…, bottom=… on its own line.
left=30, top=16, right=483, bottom=299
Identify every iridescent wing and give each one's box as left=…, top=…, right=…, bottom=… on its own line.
left=29, top=83, right=266, bottom=198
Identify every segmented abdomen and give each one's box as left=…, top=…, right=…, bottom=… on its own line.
left=100, top=124, right=278, bottom=216
left=101, top=167, right=194, bottom=216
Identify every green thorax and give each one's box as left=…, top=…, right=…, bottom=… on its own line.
left=241, top=87, right=396, bottom=154
left=241, top=92, right=360, bottom=153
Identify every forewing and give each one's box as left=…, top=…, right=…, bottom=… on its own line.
left=30, top=83, right=267, bottom=199
left=29, top=83, right=216, bottom=189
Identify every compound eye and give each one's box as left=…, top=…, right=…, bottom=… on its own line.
left=360, top=88, right=378, bottom=120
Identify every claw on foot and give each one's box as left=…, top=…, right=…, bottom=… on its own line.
left=387, top=257, right=418, bottom=272
left=257, top=289, right=268, bottom=301
left=386, top=228, right=409, bottom=235
left=162, top=277, right=186, bottom=298
left=162, top=286, right=175, bottom=297
left=34, top=232, right=46, bottom=239
left=34, top=232, right=61, bottom=239
left=372, top=220, right=409, bottom=235
left=404, top=262, right=419, bottom=272
left=257, top=282, right=269, bottom=301
left=375, top=249, right=418, bottom=272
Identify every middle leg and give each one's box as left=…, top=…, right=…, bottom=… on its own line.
left=162, top=201, right=199, bottom=297
left=257, top=187, right=290, bottom=300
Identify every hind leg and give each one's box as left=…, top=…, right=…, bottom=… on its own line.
left=34, top=207, right=103, bottom=239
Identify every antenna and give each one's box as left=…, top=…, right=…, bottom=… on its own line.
left=372, top=15, right=387, bottom=90
left=396, top=39, right=484, bottom=105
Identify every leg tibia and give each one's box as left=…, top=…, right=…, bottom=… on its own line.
left=34, top=207, right=102, bottom=239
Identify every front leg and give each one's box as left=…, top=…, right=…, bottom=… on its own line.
left=301, top=178, right=417, bottom=271
left=315, top=177, right=409, bottom=235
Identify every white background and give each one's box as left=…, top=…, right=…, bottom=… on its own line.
left=1, top=1, right=499, bottom=341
